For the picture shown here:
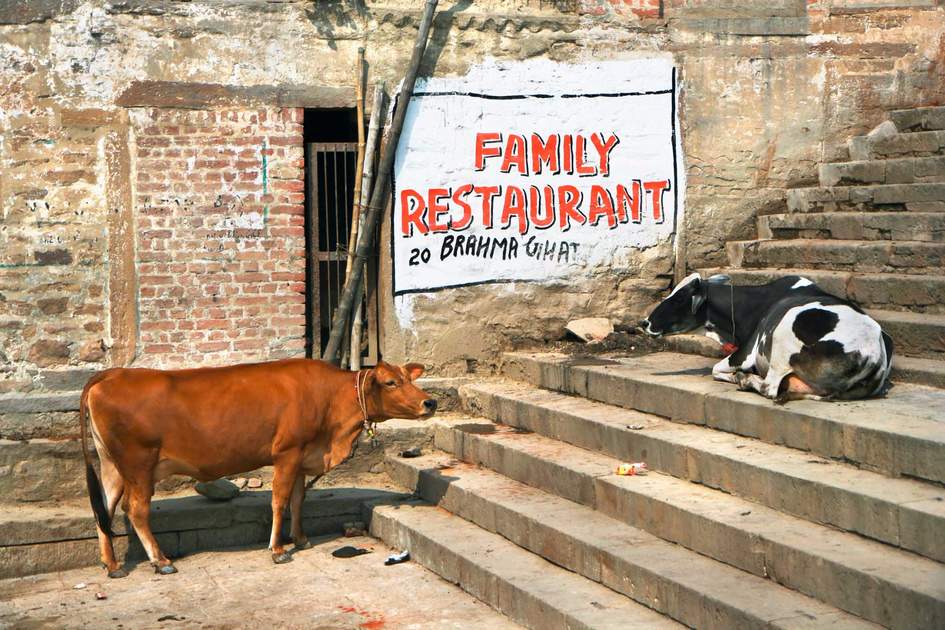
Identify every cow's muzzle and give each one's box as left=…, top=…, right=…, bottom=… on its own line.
left=639, top=319, right=662, bottom=337
left=420, top=398, right=437, bottom=418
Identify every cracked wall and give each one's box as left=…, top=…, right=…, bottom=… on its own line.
left=0, top=0, right=943, bottom=384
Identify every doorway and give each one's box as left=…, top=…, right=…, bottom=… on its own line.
left=303, top=109, right=379, bottom=364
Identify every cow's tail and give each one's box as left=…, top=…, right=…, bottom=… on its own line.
left=81, top=372, right=114, bottom=539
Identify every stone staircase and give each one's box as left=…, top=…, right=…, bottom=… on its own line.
left=369, top=351, right=945, bottom=629
left=686, top=105, right=945, bottom=387
left=366, top=106, right=945, bottom=629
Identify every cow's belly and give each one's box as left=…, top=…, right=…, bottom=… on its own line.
left=154, top=453, right=272, bottom=482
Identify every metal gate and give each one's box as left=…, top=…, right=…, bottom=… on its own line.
left=304, top=142, right=378, bottom=363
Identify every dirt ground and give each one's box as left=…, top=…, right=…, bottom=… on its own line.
left=0, top=535, right=521, bottom=630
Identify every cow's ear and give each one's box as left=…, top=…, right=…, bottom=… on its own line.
left=707, top=274, right=731, bottom=285
left=404, top=363, right=425, bottom=381
left=691, top=293, right=706, bottom=314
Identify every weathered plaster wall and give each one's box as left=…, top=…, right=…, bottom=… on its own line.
left=0, top=0, right=943, bottom=385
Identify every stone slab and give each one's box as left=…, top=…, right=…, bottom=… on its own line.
left=758, top=212, right=945, bottom=242
left=727, top=239, right=945, bottom=276
left=890, top=107, right=945, bottom=132
left=467, top=372, right=945, bottom=561
left=0, top=534, right=520, bottom=629
left=503, top=351, right=945, bottom=483
left=0, top=487, right=402, bottom=578
left=388, top=453, right=893, bottom=629
left=116, top=80, right=353, bottom=109
left=368, top=499, right=679, bottom=630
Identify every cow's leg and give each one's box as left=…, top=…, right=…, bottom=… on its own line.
left=289, top=472, right=311, bottom=550
left=95, top=446, right=126, bottom=578
left=90, top=420, right=127, bottom=578
left=125, top=471, right=176, bottom=574
left=269, top=456, right=301, bottom=564
left=734, top=372, right=770, bottom=396
left=711, top=357, right=738, bottom=384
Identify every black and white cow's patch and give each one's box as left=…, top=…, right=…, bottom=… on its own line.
left=642, top=274, right=893, bottom=402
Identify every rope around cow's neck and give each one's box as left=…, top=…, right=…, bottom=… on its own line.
left=355, top=369, right=376, bottom=441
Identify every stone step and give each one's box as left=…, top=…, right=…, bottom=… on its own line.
left=726, top=239, right=945, bottom=276
left=401, top=430, right=945, bottom=629
left=661, top=332, right=945, bottom=389
left=387, top=450, right=892, bottom=630
left=786, top=183, right=945, bottom=213
left=501, top=351, right=945, bottom=485
left=700, top=267, right=945, bottom=314
left=0, top=419, right=435, bottom=502
left=464, top=376, right=945, bottom=562
left=820, top=156, right=945, bottom=186
left=0, top=487, right=394, bottom=579
left=849, top=130, right=945, bottom=160
left=890, top=106, right=945, bottom=133
left=870, top=307, right=945, bottom=358
left=366, top=498, right=681, bottom=630
left=758, top=212, right=945, bottom=242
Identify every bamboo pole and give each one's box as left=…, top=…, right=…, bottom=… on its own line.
left=323, top=0, right=438, bottom=363
left=350, top=82, right=386, bottom=370
left=341, top=47, right=366, bottom=367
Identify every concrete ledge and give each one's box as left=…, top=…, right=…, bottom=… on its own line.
left=0, top=487, right=405, bottom=579
left=0, top=392, right=81, bottom=414
left=675, top=16, right=810, bottom=35
left=117, top=81, right=354, bottom=110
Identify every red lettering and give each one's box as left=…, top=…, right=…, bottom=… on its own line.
left=428, top=188, right=450, bottom=233
left=616, top=181, right=642, bottom=223
left=500, top=134, right=528, bottom=175
left=575, top=135, right=596, bottom=176
left=474, top=133, right=502, bottom=171
left=587, top=185, right=616, bottom=228
left=530, top=134, right=559, bottom=174
left=557, top=185, right=585, bottom=231
left=590, top=133, right=620, bottom=176
left=562, top=134, right=573, bottom=174
left=400, top=189, right=427, bottom=236
left=644, top=179, right=671, bottom=223
left=473, top=185, right=501, bottom=229
left=528, top=185, right=555, bottom=229
left=501, top=186, right=527, bottom=234
left=450, top=184, right=474, bottom=230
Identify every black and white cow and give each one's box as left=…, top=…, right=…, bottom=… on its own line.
left=641, top=273, right=894, bottom=402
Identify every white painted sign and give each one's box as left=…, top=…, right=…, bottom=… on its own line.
left=392, top=57, right=683, bottom=295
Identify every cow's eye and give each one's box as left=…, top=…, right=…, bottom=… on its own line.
left=385, top=380, right=397, bottom=387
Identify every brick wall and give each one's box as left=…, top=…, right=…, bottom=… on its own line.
left=132, top=108, right=306, bottom=367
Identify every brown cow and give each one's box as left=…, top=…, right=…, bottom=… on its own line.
left=80, top=359, right=436, bottom=578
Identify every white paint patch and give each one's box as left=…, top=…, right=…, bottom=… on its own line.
left=392, top=56, right=683, bottom=295
left=791, top=277, right=814, bottom=289
left=394, top=294, right=418, bottom=331
left=217, top=212, right=265, bottom=230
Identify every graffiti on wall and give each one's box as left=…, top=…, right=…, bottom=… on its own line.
left=391, top=56, right=684, bottom=295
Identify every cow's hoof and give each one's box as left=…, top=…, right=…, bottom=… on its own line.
left=734, top=372, right=751, bottom=391
left=154, top=563, right=178, bottom=575
left=272, top=552, right=293, bottom=564
left=294, top=539, right=313, bottom=551
left=107, top=568, right=128, bottom=579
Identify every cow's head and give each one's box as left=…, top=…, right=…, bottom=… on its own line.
left=641, top=272, right=707, bottom=337
left=366, top=361, right=437, bottom=420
